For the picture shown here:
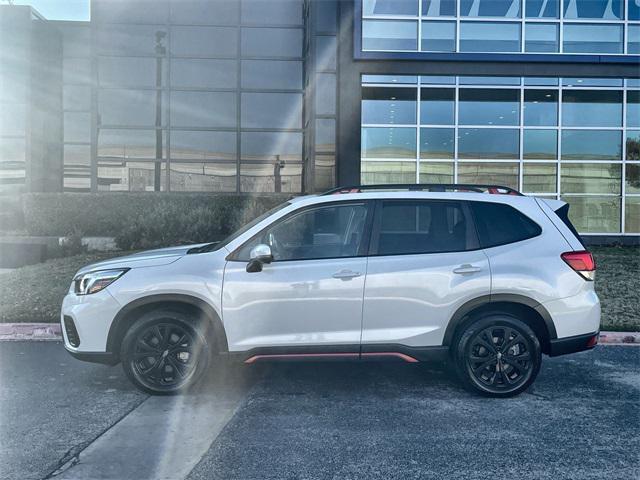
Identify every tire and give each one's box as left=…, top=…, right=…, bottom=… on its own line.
left=120, top=309, right=211, bottom=395
left=453, top=314, right=542, bottom=398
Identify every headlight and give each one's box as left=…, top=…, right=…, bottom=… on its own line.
left=73, top=269, right=129, bottom=295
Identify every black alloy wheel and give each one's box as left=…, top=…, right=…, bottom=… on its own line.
left=454, top=315, right=541, bottom=397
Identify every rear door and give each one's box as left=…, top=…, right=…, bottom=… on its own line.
left=361, top=199, right=491, bottom=348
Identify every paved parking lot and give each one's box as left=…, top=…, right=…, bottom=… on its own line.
left=1, top=342, right=638, bottom=480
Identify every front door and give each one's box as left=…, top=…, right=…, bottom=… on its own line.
left=222, top=201, right=372, bottom=352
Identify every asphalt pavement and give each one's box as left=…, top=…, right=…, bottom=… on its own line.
left=1, top=342, right=638, bottom=480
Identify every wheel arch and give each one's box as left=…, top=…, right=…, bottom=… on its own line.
left=443, top=294, right=557, bottom=355
left=106, top=294, right=228, bottom=361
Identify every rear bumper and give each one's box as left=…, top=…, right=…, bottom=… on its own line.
left=548, top=331, right=599, bottom=357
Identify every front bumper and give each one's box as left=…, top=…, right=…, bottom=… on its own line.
left=548, top=331, right=599, bottom=357
left=64, top=345, right=120, bottom=365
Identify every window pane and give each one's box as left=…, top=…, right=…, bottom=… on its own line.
left=362, top=20, right=418, bottom=50
left=631, top=0, right=640, bottom=20
left=523, top=129, right=557, bottom=159
left=98, top=57, right=160, bottom=88
left=423, top=0, right=457, bottom=16
left=419, top=162, right=454, bottom=182
left=420, top=75, right=456, bottom=84
left=169, top=0, right=239, bottom=25
left=316, top=36, right=337, bottom=71
left=561, top=163, right=621, bottom=194
left=625, top=197, right=640, bottom=233
left=169, top=162, right=236, bottom=192
left=470, top=202, right=542, bottom=248
left=241, top=28, right=303, bottom=57
left=523, top=163, right=557, bottom=193
left=94, top=0, right=168, bottom=23
left=562, top=90, right=622, bottom=127
left=171, top=59, right=237, bottom=89
left=362, top=75, right=418, bottom=84
left=563, top=0, right=622, bottom=20
left=627, top=130, right=640, bottom=160
left=524, top=90, right=558, bottom=125
left=627, top=91, right=640, bottom=128
left=63, top=58, right=91, bottom=85
left=240, top=162, right=302, bottom=193
left=241, top=60, right=302, bottom=90
left=561, top=130, right=622, bottom=160
left=264, top=204, right=368, bottom=261
left=98, top=161, right=166, bottom=192
left=98, top=129, right=162, bottom=161
left=241, top=92, right=302, bottom=129
left=64, top=144, right=91, bottom=166
left=361, top=160, right=416, bottom=183
left=362, top=128, right=417, bottom=158
left=241, top=132, right=302, bottom=163
left=96, top=25, right=167, bottom=56
left=315, top=0, right=338, bottom=32
left=562, top=78, right=623, bottom=87
left=171, top=26, right=237, bottom=56
left=171, top=91, right=236, bottom=128
left=377, top=201, right=471, bottom=255
left=460, top=22, right=521, bottom=52
left=459, top=89, right=519, bottom=126
left=629, top=25, right=640, bottom=54
left=420, top=128, right=455, bottom=158
left=524, top=77, right=559, bottom=86
left=525, top=0, right=559, bottom=18
left=316, top=119, right=336, bottom=153
left=170, top=131, right=236, bottom=161
left=315, top=73, right=337, bottom=115
left=363, top=0, right=419, bottom=16
left=362, top=87, right=417, bottom=124
left=525, top=23, right=559, bottom=52
left=459, top=77, right=521, bottom=85
left=561, top=196, right=620, bottom=233
left=460, top=0, right=520, bottom=17
left=241, top=0, right=303, bottom=25
left=421, top=21, right=456, bottom=51
left=458, top=162, right=519, bottom=189
left=420, top=88, right=455, bottom=125
left=64, top=112, right=91, bottom=143
left=458, top=129, right=519, bottom=159
left=99, top=89, right=160, bottom=127
left=63, top=85, right=90, bottom=111
left=563, top=24, right=623, bottom=54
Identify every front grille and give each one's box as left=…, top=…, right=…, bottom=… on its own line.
left=63, top=315, right=80, bottom=347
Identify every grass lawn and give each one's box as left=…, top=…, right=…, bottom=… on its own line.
left=0, top=247, right=638, bottom=331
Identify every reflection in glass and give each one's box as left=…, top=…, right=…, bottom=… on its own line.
left=362, top=75, right=418, bottom=84
left=523, top=163, right=557, bottom=193
left=170, top=131, right=236, bottom=161
left=241, top=92, right=303, bottom=129
left=561, top=130, right=622, bottom=160
left=419, top=162, right=454, bottom=183
left=169, top=162, right=236, bottom=192
left=241, top=60, right=302, bottom=90
left=458, top=128, right=519, bottom=159
left=625, top=164, right=640, bottom=194
left=241, top=131, right=302, bottom=163
left=525, top=0, right=559, bottom=17
left=561, top=196, right=620, bottom=233
left=241, top=0, right=303, bottom=26
left=363, top=0, right=419, bottom=16
left=459, top=89, right=519, bottom=125
left=523, top=129, right=557, bottom=159
left=421, top=21, right=456, bottom=51
left=63, top=86, right=91, bottom=112
left=64, top=145, right=91, bottom=166
left=315, top=73, right=337, bottom=115
left=98, top=161, right=165, bottom=192
left=169, top=0, right=239, bottom=25
left=420, top=88, right=455, bottom=125
left=562, top=78, right=623, bottom=87
left=171, top=91, right=236, bottom=128
left=362, top=127, right=417, bottom=158
left=171, top=59, right=237, bottom=89
left=562, top=90, right=622, bottom=127
left=629, top=25, right=640, bottom=55
left=362, top=20, right=418, bottom=50
left=627, top=131, right=640, bottom=160
left=563, top=24, right=623, bottom=54
left=241, top=28, right=303, bottom=57
left=362, top=161, right=416, bottom=184
left=240, top=162, right=302, bottom=193
left=64, top=113, right=91, bottom=143
left=316, top=119, right=336, bottom=153
left=627, top=91, right=639, bottom=128
left=458, top=162, right=519, bottom=190
left=630, top=0, right=640, bottom=20
left=524, top=90, right=558, bottom=125
left=563, top=0, right=622, bottom=19
left=420, top=128, right=455, bottom=158
left=362, top=87, right=417, bottom=125
left=561, top=163, right=621, bottom=194
left=423, top=0, right=457, bottom=16
left=98, top=129, right=162, bottom=161
left=171, top=26, right=237, bottom=56
left=525, top=23, right=559, bottom=52
left=99, top=89, right=159, bottom=127
left=460, top=0, right=520, bottom=17
left=96, top=25, right=166, bottom=56
left=459, top=22, right=521, bottom=52
left=524, top=77, right=559, bottom=86
left=626, top=197, right=640, bottom=233
left=98, top=57, right=158, bottom=88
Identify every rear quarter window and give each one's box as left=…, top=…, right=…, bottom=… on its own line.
left=470, top=201, right=541, bottom=248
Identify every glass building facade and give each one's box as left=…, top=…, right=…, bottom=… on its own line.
left=0, top=0, right=638, bottom=240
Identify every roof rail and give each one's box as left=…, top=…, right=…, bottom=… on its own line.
left=322, top=184, right=523, bottom=196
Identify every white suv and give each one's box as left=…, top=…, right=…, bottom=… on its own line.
left=62, top=184, right=600, bottom=397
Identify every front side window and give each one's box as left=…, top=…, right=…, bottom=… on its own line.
left=236, top=203, right=369, bottom=261
left=470, top=201, right=541, bottom=248
left=375, top=200, right=475, bottom=255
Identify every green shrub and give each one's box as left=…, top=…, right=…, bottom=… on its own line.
left=22, top=193, right=290, bottom=249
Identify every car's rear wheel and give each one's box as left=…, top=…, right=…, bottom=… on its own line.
left=454, top=315, right=541, bottom=397
left=121, top=309, right=210, bottom=395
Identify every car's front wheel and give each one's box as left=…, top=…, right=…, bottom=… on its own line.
left=454, top=314, right=542, bottom=397
left=120, top=309, right=210, bottom=395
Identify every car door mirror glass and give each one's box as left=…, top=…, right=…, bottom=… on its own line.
left=249, top=244, right=273, bottom=263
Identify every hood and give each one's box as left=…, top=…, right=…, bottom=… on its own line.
left=76, top=243, right=209, bottom=275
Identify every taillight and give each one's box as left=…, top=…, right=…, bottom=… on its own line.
left=561, top=250, right=596, bottom=281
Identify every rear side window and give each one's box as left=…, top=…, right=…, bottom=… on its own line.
left=374, top=200, right=476, bottom=255
left=470, top=201, right=541, bottom=248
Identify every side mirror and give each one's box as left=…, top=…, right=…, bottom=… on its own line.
left=246, top=244, right=273, bottom=273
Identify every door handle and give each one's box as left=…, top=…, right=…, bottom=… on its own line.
left=332, top=269, right=362, bottom=280
left=453, top=264, right=481, bottom=275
